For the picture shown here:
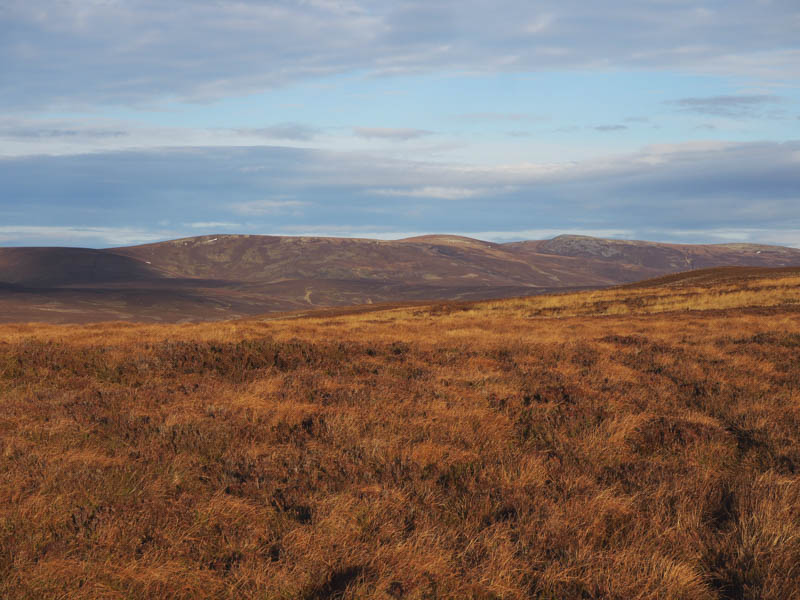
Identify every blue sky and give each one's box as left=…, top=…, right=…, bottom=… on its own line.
left=1, top=0, right=799, bottom=247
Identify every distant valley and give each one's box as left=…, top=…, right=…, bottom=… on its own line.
left=1, top=233, right=799, bottom=323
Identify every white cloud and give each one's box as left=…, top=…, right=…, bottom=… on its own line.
left=186, top=221, right=243, bottom=229
left=371, top=186, right=484, bottom=200
left=0, top=117, right=324, bottom=158
left=231, top=200, right=307, bottom=215
left=525, top=14, right=554, bottom=34
left=0, top=226, right=171, bottom=247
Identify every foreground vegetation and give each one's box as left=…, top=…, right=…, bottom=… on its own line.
left=1, top=269, right=799, bottom=598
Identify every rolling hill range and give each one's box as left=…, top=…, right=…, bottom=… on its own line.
left=0, top=233, right=799, bottom=323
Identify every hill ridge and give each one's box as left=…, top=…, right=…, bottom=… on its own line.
left=1, top=233, right=799, bottom=322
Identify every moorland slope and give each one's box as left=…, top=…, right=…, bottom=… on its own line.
left=1, top=269, right=799, bottom=598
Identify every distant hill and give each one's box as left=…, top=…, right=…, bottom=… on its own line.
left=0, top=247, right=165, bottom=286
left=0, top=233, right=798, bottom=322
left=508, top=234, right=800, bottom=271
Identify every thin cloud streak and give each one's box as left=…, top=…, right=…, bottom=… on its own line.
left=0, top=226, right=175, bottom=247
left=594, top=125, right=628, bottom=132
left=236, top=123, right=321, bottom=141
left=231, top=200, right=308, bottom=216
left=353, top=127, right=434, bottom=141
left=187, top=222, right=244, bottom=229
left=668, top=95, right=783, bottom=118
left=371, top=187, right=484, bottom=200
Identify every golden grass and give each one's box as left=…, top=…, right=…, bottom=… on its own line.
left=1, top=273, right=799, bottom=598
left=480, top=274, right=800, bottom=317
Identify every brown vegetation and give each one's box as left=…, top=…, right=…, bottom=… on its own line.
left=2, top=234, right=799, bottom=324
left=1, top=271, right=799, bottom=598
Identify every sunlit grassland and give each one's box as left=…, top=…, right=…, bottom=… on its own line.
left=1, top=271, right=799, bottom=598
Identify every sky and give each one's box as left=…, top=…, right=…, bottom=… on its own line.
left=1, top=0, right=799, bottom=248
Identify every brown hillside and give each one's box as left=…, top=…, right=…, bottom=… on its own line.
left=513, top=234, right=800, bottom=270
left=109, top=234, right=557, bottom=287
left=0, top=247, right=166, bottom=286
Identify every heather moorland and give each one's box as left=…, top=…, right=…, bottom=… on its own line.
left=1, top=268, right=799, bottom=599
